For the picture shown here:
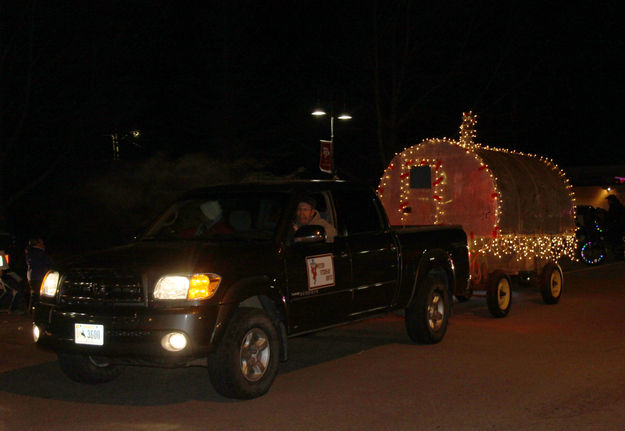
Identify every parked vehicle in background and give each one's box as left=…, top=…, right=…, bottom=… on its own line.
left=32, top=180, right=470, bottom=399
left=0, top=231, right=15, bottom=275
left=575, top=205, right=625, bottom=264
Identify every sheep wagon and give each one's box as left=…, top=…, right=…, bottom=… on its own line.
left=378, top=113, right=577, bottom=317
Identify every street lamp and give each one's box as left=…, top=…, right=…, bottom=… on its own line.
left=312, top=107, right=352, bottom=177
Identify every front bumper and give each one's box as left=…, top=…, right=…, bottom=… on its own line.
left=33, top=302, right=221, bottom=366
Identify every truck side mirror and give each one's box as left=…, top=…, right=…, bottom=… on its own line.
left=293, top=225, right=326, bottom=244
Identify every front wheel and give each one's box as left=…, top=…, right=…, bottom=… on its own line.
left=405, top=276, right=451, bottom=344
left=58, top=353, right=123, bottom=384
left=207, top=308, right=280, bottom=399
left=540, top=262, right=563, bottom=304
left=487, top=271, right=512, bottom=318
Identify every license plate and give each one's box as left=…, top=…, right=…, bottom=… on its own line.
left=74, top=323, right=104, bottom=346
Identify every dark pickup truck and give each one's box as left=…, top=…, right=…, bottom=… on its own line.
left=33, top=180, right=470, bottom=399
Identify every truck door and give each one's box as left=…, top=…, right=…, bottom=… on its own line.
left=284, top=191, right=352, bottom=333
left=332, top=189, right=399, bottom=316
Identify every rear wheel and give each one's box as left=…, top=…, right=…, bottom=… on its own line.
left=58, top=353, right=123, bottom=384
left=487, top=271, right=511, bottom=318
left=540, top=262, right=563, bottom=304
left=405, top=275, right=450, bottom=344
left=207, top=308, right=280, bottom=399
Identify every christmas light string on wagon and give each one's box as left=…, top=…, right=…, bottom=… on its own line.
left=378, top=112, right=578, bottom=262
left=378, top=154, right=449, bottom=224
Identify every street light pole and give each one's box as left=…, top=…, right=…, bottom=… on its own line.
left=312, top=107, right=351, bottom=179
left=330, top=115, right=336, bottom=178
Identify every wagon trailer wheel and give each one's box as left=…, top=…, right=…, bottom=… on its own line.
left=486, top=270, right=511, bottom=318
left=540, top=262, right=563, bottom=304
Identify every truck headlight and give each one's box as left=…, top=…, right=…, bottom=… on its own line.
left=41, top=271, right=60, bottom=297
left=0, top=253, right=8, bottom=269
left=154, top=273, right=221, bottom=300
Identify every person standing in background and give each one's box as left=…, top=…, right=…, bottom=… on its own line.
left=25, top=238, right=52, bottom=311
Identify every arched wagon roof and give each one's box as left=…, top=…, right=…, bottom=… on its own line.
left=475, top=146, right=574, bottom=235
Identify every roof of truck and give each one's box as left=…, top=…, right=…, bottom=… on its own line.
left=181, top=179, right=374, bottom=198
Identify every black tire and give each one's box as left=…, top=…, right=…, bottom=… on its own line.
left=405, top=276, right=451, bottom=344
left=207, top=308, right=280, bottom=399
left=540, top=262, right=563, bottom=304
left=487, top=271, right=511, bottom=318
left=57, top=353, right=123, bottom=384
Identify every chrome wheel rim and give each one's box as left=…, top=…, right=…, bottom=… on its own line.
left=497, top=278, right=511, bottom=310
left=240, top=328, right=270, bottom=382
left=427, top=290, right=445, bottom=331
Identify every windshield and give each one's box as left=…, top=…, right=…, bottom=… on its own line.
left=142, top=192, right=287, bottom=242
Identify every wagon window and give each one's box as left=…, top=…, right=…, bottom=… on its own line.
left=410, top=166, right=431, bottom=189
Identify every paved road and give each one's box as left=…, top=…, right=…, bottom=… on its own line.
left=1, top=261, right=624, bottom=431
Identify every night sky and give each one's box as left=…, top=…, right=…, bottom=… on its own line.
left=1, top=1, right=623, bottom=249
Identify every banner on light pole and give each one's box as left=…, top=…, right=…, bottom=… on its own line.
left=319, top=140, right=333, bottom=174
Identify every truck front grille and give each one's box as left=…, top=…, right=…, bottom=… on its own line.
left=60, top=269, right=144, bottom=306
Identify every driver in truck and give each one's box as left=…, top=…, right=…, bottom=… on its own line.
left=293, top=196, right=337, bottom=242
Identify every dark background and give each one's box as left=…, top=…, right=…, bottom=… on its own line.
left=1, top=1, right=622, bottom=256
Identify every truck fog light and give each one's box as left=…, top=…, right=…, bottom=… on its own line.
left=161, top=332, right=188, bottom=352
left=33, top=325, right=40, bottom=342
